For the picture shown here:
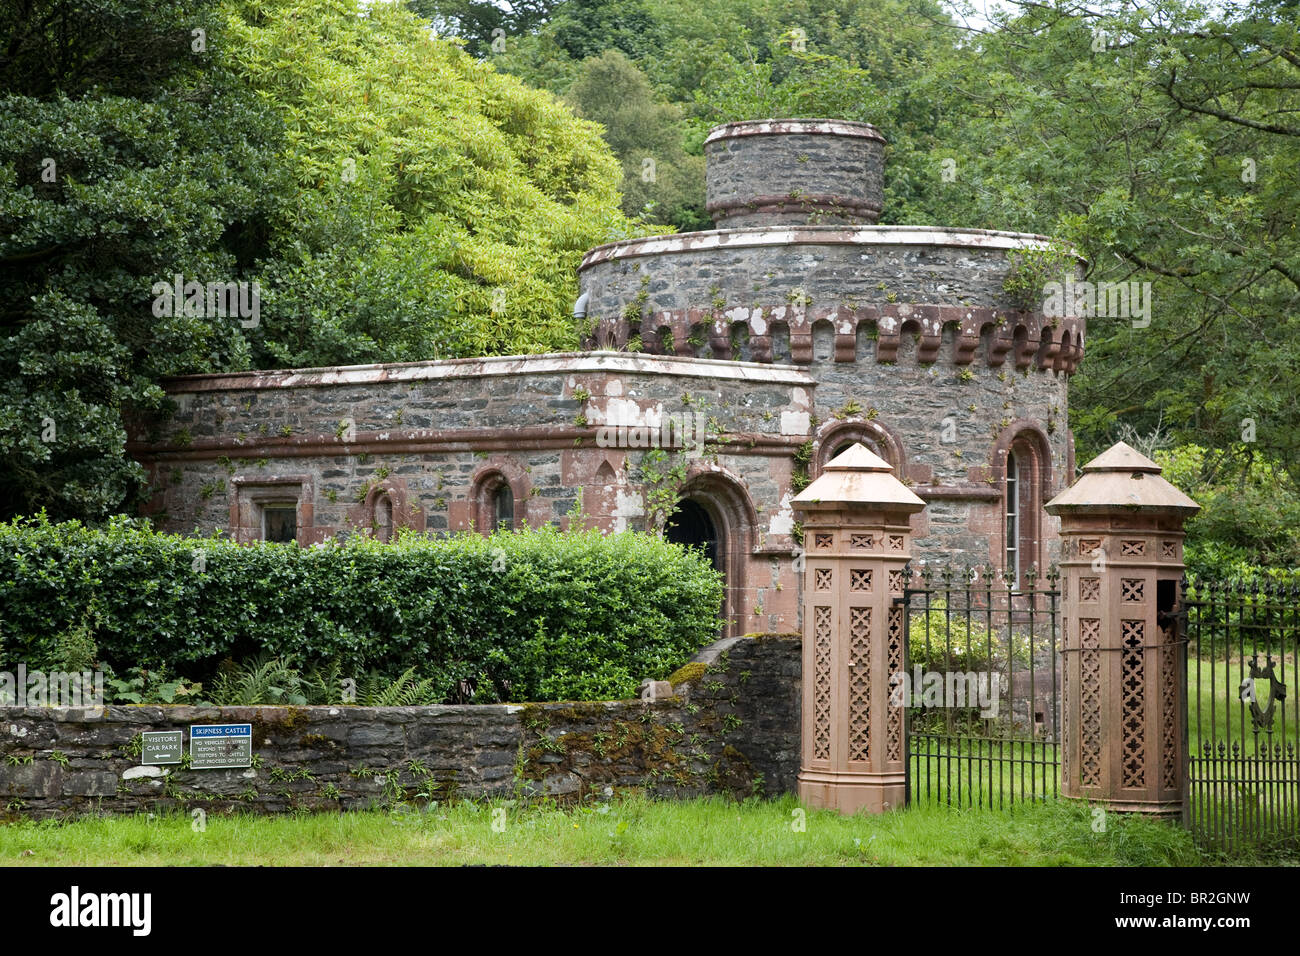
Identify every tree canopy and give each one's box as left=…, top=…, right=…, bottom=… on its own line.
left=0, top=0, right=639, bottom=520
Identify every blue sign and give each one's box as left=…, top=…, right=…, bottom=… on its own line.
left=190, top=724, right=252, bottom=738
left=189, top=723, right=253, bottom=768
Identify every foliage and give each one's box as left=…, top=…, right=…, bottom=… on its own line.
left=907, top=598, right=999, bottom=672
left=357, top=667, right=446, bottom=706
left=209, top=654, right=309, bottom=706
left=103, top=666, right=205, bottom=705
left=564, top=50, right=705, bottom=229
left=918, top=1, right=1300, bottom=492
left=635, top=448, right=690, bottom=533
left=480, top=0, right=960, bottom=227
left=226, top=0, right=644, bottom=367
left=0, top=515, right=725, bottom=702
left=0, top=0, right=284, bottom=521
left=1002, top=240, right=1079, bottom=311
left=410, top=0, right=561, bottom=57
left=205, top=656, right=447, bottom=706
left=0, top=0, right=644, bottom=521
left=907, top=595, right=1052, bottom=674
left=1154, top=444, right=1300, bottom=578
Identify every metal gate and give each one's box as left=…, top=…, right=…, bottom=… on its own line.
left=901, top=565, right=1062, bottom=808
left=1183, top=577, right=1300, bottom=852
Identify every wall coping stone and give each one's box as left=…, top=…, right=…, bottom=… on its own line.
left=703, top=118, right=888, bottom=146
left=580, top=224, right=1083, bottom=270
left=160, top=351, right=817, bottom=395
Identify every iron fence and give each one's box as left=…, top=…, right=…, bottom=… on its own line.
left=1183, top=576, right=1300, bottom=853
left=901, top=564, right=1061, bottom=809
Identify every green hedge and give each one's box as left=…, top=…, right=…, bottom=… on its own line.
left=0, top=515, right=725, bottom=702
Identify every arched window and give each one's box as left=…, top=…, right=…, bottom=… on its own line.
left=472, top=469, right=522, bottom=534
left=812, top=420, right=906, bottom=478
left=493, top=483, right=515, bottom=531
left=1005, top=451, right=1021, bottom=585
left=995, top=425, right=1051, bottom=588
left=375, top=493, right=393, bottom=543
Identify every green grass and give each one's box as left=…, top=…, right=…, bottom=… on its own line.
left=0, top=795, right=1222, bottom=866
left=909, top=737, right=1059, bottom=808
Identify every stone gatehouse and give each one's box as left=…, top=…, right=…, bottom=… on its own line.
left=131, top=119, right=1085, bottom=636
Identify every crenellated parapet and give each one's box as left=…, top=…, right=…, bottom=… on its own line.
left=583, top=303, right=1085, bottom=374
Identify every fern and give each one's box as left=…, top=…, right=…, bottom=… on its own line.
left=302, top=660, right=345, bottom=705
left=359, top=667, right=443, bottom=706
left=209, top=654, right=308, bottom=706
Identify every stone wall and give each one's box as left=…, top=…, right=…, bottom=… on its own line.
left=0, top=635, right=801, bottom=818
left=134, top=354, right=811, bottom=542
left=577, top=227, right=1058, bottom=320
left=131, top=354, right=815, bottom=633
left=704, top=119, right=887, bottom=227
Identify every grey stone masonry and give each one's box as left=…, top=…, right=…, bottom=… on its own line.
left=0, top=635, right=801, bottom=817
left=705, top=119, right=887, bottom=228
left=131, top=115, right=1086, bottom=638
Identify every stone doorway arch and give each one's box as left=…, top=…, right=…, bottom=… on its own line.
left=665, top=499, right=719, bottom=571
left=663, top=471, right=756, bottom=636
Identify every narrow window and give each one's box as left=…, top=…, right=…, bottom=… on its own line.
left=262, top=504, right=298, bottom=543
left=494, top=483, right=515, bottom=530
left=375, top=494, right=393, bottom=543
left=1005, top=451, right=1020, bottom=587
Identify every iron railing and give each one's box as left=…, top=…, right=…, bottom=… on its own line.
left=1183, top=576, right=1300, bottom=853
left=901, top=564, right=1061, bottom=809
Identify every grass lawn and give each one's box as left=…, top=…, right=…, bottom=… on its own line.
left=0, top=795, right=1241, bottom=867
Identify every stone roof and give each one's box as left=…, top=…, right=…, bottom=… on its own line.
left=1045, top=441, right=1200, bottom=515
left=791, top=443, right=926, bottom=512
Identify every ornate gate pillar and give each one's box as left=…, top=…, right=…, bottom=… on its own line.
left=1045, top=442, right=1199, bottom=817
left=792, top=443, right=925, bottom=814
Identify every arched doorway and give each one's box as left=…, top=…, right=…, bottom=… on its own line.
left=664, top=499, right=720, bottom=572
left=661, top=473, right=755, bottom=637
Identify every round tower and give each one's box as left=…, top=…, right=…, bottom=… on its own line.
left=577, top=117, right=1086, bottom=605
left=704, top=119, right=886, bottom=228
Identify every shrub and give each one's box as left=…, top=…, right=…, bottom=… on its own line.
left=0, top=515, right=724, bottom=702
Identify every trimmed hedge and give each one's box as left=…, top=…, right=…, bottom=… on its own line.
left=0, top=515, right=725, bottom=702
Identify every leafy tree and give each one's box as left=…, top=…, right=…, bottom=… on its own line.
left=0, top=0, right=283, bottom=520
left=0, top=0, right=644, bottom=519
left=226, top=0, right=642, bottom=366
left=914, top=0, right=1300, bottom=497
left=489, top=0, right=961, bottom=227
left=1157, top=445, right=1300, bottom=574
left=409, top=0, right=562, bottom=56
left=564, top=50, right=705, bottom=229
